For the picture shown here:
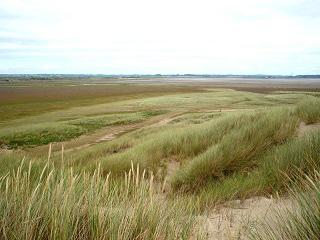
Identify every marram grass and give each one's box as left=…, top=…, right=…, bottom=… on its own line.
left=0, top=158, right=201, bottom=240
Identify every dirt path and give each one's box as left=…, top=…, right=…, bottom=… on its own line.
left=96, top=128, right=133, bottom=143
left=149, top=117, right=176, bottom=128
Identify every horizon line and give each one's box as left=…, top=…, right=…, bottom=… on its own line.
left=1, top=73, right=320, bottom=77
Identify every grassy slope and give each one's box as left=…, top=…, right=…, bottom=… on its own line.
left=75, top=109, right=292, bottom=175
left=185, top=97, right=320, bottom=207
left=65, top=96, right=320, bottom=206
left=172, top=108, right=299, bottom=191
left=196, top=129, right=320, bottom=206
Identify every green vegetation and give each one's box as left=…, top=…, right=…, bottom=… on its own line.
left=1, top=79, right=320, bottom=239
left=84, top=112, right=246, bottom=175
left=0, top=111, right=164, bottom=148
left=172, top=108, right=299, bottom=191
left=0, top=84, right=309, bottom=150
left=296, top=96, right=320, bottom=123
left=195, top=129, right=320, bottom=205
left=0, top=158, right=199, bottom=239
left=0, top=122, right=85, bottom=148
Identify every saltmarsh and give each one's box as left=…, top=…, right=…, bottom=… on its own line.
left=0, top=87, right=309, bottom=149
left=0, top=111, right=164, bottom=148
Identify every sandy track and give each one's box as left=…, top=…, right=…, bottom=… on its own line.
left=59, top=111, right=188, bottom=153
left=297, top=121, right=320, bottom=137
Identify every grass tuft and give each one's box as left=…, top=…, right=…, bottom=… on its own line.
left=296, top=96, right=320, bottom=124
left=0, top=156, right=199, bottom=240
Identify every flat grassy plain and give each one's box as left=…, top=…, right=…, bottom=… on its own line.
left=1, top=76, right=320, bottom=239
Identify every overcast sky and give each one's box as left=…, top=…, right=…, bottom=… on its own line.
left=0, top=0, right=319, bottom=74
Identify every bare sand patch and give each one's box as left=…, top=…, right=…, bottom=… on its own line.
left=198, top=197, right=292, bottom=240
left=297, top=121, right=320, bottom=137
